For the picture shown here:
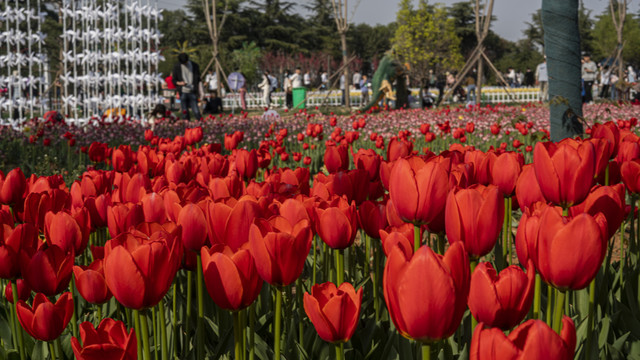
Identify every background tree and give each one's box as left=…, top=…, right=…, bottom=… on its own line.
left=542, top=0, right=583, bottom=141
left=393, top=0, right=463, bottom=86
left=329, top=0, right=358, bottom=107
left=590, top=7, right=640, bottom=68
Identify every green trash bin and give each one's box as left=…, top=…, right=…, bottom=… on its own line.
left=292, top=87, right=307, bottom=109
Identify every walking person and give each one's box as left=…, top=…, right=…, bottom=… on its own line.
left=172, top=53, right=202, bottom=120
left=259, top=71, right=271, bottom=109
left=360, top=74, right=370, bottom=105
left=582, top=53, right=597, bottom=104
left=599, top=65, right=612, bottom=100
left=536, top=57, right=548, bottom=101
left=284, top=69, right=293, bottom=109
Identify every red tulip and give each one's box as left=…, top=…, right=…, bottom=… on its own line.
left=515, top=202, right=546, bottom=266
left=178, top=203, right=208, bottom=252
left=5, top=279, right=31, bottom=303
left=470, top=316, right=576, bottom=360
left=235, top=149, right=258, bottom=180
left=17, top=292, right=74, bottom=341
left=514, top=164, right=545, bottom=211
left=20, top=244, right=74, bottom=297
left=491, top=152, right=524, bottom=197
left=384, top=242, right=469, bottom=342
left=445, top=185, right=504, bottom=259
left=44, top=211, right=85, bottom=255
left=533, top=140, right=595, bottom=208
left=621, top=159, right=640, bottom=194
left=324, top=143, right=349, bottom=174
left=303, top=282, right=362, bottom=343
left=468, top=261, right=535, bottom=330
left=141, top=193, right=167, bottom=224
left=73, top=259, right=112, bottom=304
left=386, top=137, right=413, bottom=161
left=71, top=319, right=137, bottom=360
left=354, top=148, right=381, bottom=180
left=591, top=121, right=620, bottom=158
left=204, top=197, right=263, bottom=251
left=315, top=197, right=358, bottom=250
left=532, top=206, right=607, bottom=290
left=379, top=230, right=413, bottom=257
left=201, top=244, right=263, bottom=311
left=249, top=217, right=312, bottom=287
left=570, top=184, right=625, bottom=239
left=389, top=157, right=449, bottom=225
left=103, top=228, right=183, bottom=309
left=107, top=203, right=145, bottom=238
left=0, top=168, right=27, bottom=206
left=357, top=200, right=388, bottom=239
left=0, top=223, right=39, bottom=279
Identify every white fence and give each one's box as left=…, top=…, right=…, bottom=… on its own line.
left=212, top=87, right=542, bottom=110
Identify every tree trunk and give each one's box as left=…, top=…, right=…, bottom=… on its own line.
left=477, top=58, right=483, bottom=105
left=542, top=0, right=583, bottom=141
left=341, top=33, right=350, bottom=107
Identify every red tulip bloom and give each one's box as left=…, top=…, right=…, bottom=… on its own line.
left=249, top=217, right=312, bottom=287
left=44, top=211, right=85, bottom=255
left=515, top=202, right=546, bottom=266
left=591, top=121, right=620, bottom=158
left=384, top=242, right=469, bottom=342
left=73, top=259, right=112, bottom=305
left=5, top=279, right=31, bottom=303
left=71, top=319, right=137, bottom=360
left=204, top=197, right=263, bottom=251
left=103, top=228, right=183, bottom=309
left=532, top=206, right=607, bottom=290
left=235, top=149, right=259, bottom=180
left=357, top=200, right=388, bottom=239
left=201, top=244, right=263, bottom=311
left=0, top=168, right=27, bottom=206
left=21, top=244, right=74, bottom=297
left=141, top=193, right=167, bottom=224
left=315, top=197, right=358, bottom=250
left=491, top=152, right=524, bottom=197
left=17, top=292, right=74, bottom=342
left=468, top=261, right=535, bottom=330
left=354, top=148, right=381, bottom=181
left=107, top=203, right=145, bottom=238
left=514, top=164, right=545, bottom=211
left=621, top=159, right=640, bottom=194
left=379, top=230, right=414, bottom=257
left=178, top=203, right=208, bottom=252
left=386, top=137, right=413, bottom=161
left=533, top=140, right=596, bottom=208
left=470, top=316, right=576, bottom=360
left=0, top=223, right=39, bottom=279
left=324, top=143, right=349, bottom=174
left=570, top=184, right=625, bottom=239
left=445, top=185, right=504, bottom=259
left=303, top=282, right=363, bottom=343
left=389, top=157, right=449, bottom=225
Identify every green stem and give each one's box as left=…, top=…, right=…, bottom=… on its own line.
left=70, top=277, right=78, bottom=339
left=172, top=283, right=178, bottom=359
left=630, top=195, right=636, bottom=256
left=140, top=310, right=152, bottom=360
left=336, top=249, right=345, bottom=285
left=297, top=277, right=304, bottom=348
left=373, top=241, right=380, bottom=321
left=470, top=260, right=478, bottom=334
left=546, top=285, right=553, bottom=326
left=233, top=311, right=243, bottom=360
left=552, top=289, right=566, bottom=335
left=134, top=309, right=143, bottom=360
left=274, top=289, right=283, bottom=360
left=249, top=304, right=255, bottom=360
left=197, top=256, right=205, bottom=360
left=364, top=232, right=371, bottom=281
left=12, top=282, right=26, bottom=360
left=186, top=270, right=193, bottom=333
left=152, top=307, right=158, bottom=360
left=585, top=279, right=596, bottom=360
left=312, top=235, right=317, bottom=286
left=533, top=274, right=542, bottom=320
left=437, top=233, right=445, bottom=255
left=507, top=197, right=513, bottom=265
left=422, top=343, right=430, bottom=360
left=95, top=305, right=102, bottom=326
left=158, top=300, right=168, bottom=360
left=335, top=342, right=345, bottom=360
left=49, top=341, right=57, bottom=360
left=502, top=197, right=509, bottom=263
left=414, top=225, right=421, bottom=253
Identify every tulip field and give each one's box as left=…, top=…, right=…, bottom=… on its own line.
left=1, top=101, right=640, bottom=360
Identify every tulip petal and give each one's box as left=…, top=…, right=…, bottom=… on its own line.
left=104, top=246, right=145, bottom=309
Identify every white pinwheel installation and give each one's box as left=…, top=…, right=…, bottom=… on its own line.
left=0, top=0, right=49, bottom=128
left=60, top=0, right=164, bottom=126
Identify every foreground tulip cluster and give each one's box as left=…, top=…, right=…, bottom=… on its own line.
left=0, top=111, right=638, bottom=360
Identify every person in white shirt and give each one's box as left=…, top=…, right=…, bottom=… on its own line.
left=258, top=72, right=271, bottom=108
left=283, top=69, right=293, bottom=108
left=535, top=58, right=548, bottom=101
left=291, top=67, right=303, bottom=88
left=352, top=71, right=362, bottom=90
left=320, top=70, right=329, bottom=90
left=204, top=69, right=218, bottom=92
left=340, top=74, right=345, bottom=105
left=303, top=70, right=311, bottom=88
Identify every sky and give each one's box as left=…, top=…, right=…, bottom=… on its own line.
left=158, top=0, right=640, bottom=42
